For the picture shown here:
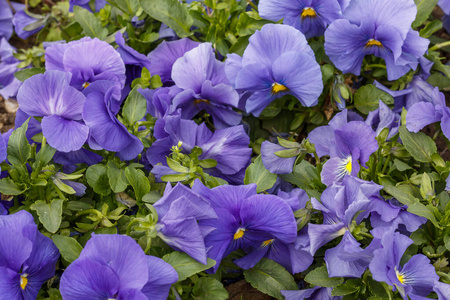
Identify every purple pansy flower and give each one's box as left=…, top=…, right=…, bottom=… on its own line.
left=258, top=0, right=342, bottom=39
left=226, top=24, right=323, bottom=116
left=12, top=9, right=45, bottom=40
left=365, top=100, right=400, bottom=139
left=115, top=32, right=152, bottom=85
left=260, top=140, right=297, bottom=174
left=147, top=38, right=200, bottom=85
left=0, top=0, right=14, bottom=40
left=82, top=80, right=144, bottom=160
left=60, top=234, right=178, bottom=300
left=0, top=38, right=23, bottom=100
left=45, top=37, right=126, bottom=91
left=282, top=286, right=342, bottom=300
left=434, top=280, right=450, bottom=300
left=147, top=115, right=251, bottom=184
left=308, top=109, right=377, bottom=185
left=369, top=231, right=438, bottom=300
left=308, top=176, right=383, bottom=277
left=325, top=0, right=429, bottom=80
left=170, top=43, right=241, bottom=129
left=0, top=211, right=60, bottom=299
left=17, top=70, right=89, bottom=152
left=139, top=86, right=182, bottom=119
left=192, top=180, right=298, bottom=273
left=153, top=182, right=217, bottom=264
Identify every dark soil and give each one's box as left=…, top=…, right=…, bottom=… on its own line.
left=0, top=97, right=17, bottom=134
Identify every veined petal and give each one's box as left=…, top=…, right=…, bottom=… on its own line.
left=399, top=254, right=438, bottom=296
left=308, top=222, right=346, bottom=255
left=41, top=116, right=89, bottom=152
left=406, top=102, right=443, bottom=133
left=141, top=256, right=178, bottom=300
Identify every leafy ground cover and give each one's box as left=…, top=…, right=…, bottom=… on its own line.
left=0, top=0, right=450, bottom=299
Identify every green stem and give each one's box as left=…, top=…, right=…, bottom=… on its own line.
left=126, top=218, right=140, bottom=236
left=382, top=283, right=394, bottom=300
left=246, top=0, right=258, bottom=10
left=429, top=41, right=450, bottom=52
left=381, top=155, right=392, bottom=175
left=433, top=128, right=441, bottom=141
left=364, top=64, right=386, bottom=70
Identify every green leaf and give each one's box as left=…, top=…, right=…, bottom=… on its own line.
left=122, top=85, right=147, bottom=126
left=280, top=160, right=324, bottom=199
left=384, top=185, right=419, bottom=206
left=112, top=0, right=139, bottom=14
left=162, top=251, right=216, bottom=282
left=393, top=158, right=413, bottom=172
left=244, top=156, right=277, bottom=193
left=33, top=142, right=56, bottom=170
left=14, top=67, right=45, bottom=82
left=354, top=84, right=394, bottom=114
left=192, top=277, right=229, bottom=300
left=407, top=203, right=441, bottom=228
left=236, top=12, right=271, bottom=36
left=51, top=235, right=83, bottom=263
left=412, top=0, right=439, bottom=28
left=30, top=199, right=64, bottom=233
left=73, top=6, right=108, bottom=39
left=7, top=119, right=31, bottom=166
left=398, top=126, right=437, bottom=163
left=427, top=72, right=450, bottom=90
left=107, top=160, right=128, bottom=193
left=139, top=0, right=193, bottom=38
left=86, top=164, right=111, bottom=196
left=331, top=282, right=359, bottom=296
left=0, top=178, right=26, bottom=195
left=125, top=166, right=150, bottom=202
left=304, top=266, right=344, bottom=288
left=420, top=19, right=442, bottom=38
left=52, top=178, right=76, bottom=194
left=243, top=259, right=298, bottom=300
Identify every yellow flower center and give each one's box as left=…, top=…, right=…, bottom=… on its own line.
left=396, top=270, right=405, bottom=284
left=20, top=274, right=28, bottom=290
left=82, top=82, right=90, bottom=89
left=345, top=158, right=352, bottom=174
left=271, top=83, right=287, bottom=94
left=262, top=239, right=274, bottom=247
left=365, top=39, right=383, bottom=48
left=301, top=7, right=317, bottom=19
left=234, top=228, right=245, bottom=240
left=194, top=99, right=210, bottom=105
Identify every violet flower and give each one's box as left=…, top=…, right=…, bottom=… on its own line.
left=147, top=114, right=251, bottom=184
left=0, top=38, right=23, bottom=100
left=12, top=9, right=45, bottom=40
left=0, top=0, right=14, bottom=40
left=170, top=43, right=241, bottom=129
left=192, top=180, right=298, bottom=273
left=153, top=182, right=217, bottom=264
left=258, top=0, right=342, bottom=39
left=147, top=38, right=200, bottom=85
left=139, top=86, right=182, bottom=119
left=45, top=37, right=126, bottom=91
left=308, top=109, right=377, bottom=185
left=434, top=280, right=450, bottom=300
left=282, top=286, right=342, bottom=300
left=60, top=234, right=178, bottom=300
left=369, top=231, right=438, bottom=300
left=365, top=100, right=400, bottom=139
left=82, top=80, right=143, bottom=160
left=226, top=24, right=323, bottom=116
left=324, top=0, right=429, bottom=80
left=17, top=70, right=89, bottom=152
left=69, top=0, right=106, bottom=12
left=0, top=211, right=60, bottom=299
left=260, top=141, right=297, bottom=175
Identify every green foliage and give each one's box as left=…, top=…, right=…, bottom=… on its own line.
left=31, top=199, right=64, bottom=233
left=73, top=6, right=108, bottom=39
left=122, top=85, right=147, bottom=126
left=398, top=126, right=437, bottom=163
left=244, top=156, right=277, bottom=193
left=243, top=259, right=298, bottom=300
left=354, top=85, right=394, bottom=114
left=7, top=119, right=31, bottom=166
left=162, top=252, right=216, bottom=282
left=192, top=277, right=229, bottom=300
left=304, top=265, right=344, bottom=287
left=52, top=235, right=83, bottom=263
left=413, top=0, right=439, bottom=27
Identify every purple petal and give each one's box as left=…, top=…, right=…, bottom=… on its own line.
left=141, top=256, right=178, bottom=300
left=308, top=223, right=346, bottom=255
left=0, top=228, right=32, bottom=272
left=308, top=125, right=335, bottom=157
left=406, top=102, right=443, bottom=133
left=41, top=115, right=89, bottom=152
left=0, top=267, right=21, bottom=299
left=261, top=141, right=296, bottom=174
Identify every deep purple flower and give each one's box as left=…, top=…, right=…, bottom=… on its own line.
left=12, top=9, right=45, bottom=39
left=17, top=70, right=89, bottom=152
left=260, top=141, right=297, bottom=174
left=0, top=38, right=22, bottom=99
left=170, top=43, right=241, bottom=128
left=308, top=109, right=377, bottom=185
left=82, top=80, right=143, bottom=160
left=139, top=86, right=182, bottom=119
left=147, top=115, right=251, bottom=184
left=258, top=0, right=342, bottom=39
left=45, top=37, right=126, bottom=91
left=147, top=38, right=200, bottom=85
left=369, top=231, right=438, bottom=300
left=365, top=100, right=400, bottom=139
left=69, top=0, right=106, bottom=12
left=60, top=234, right=178, bottom=300
left=153, top=182, right=217, bottom=264
left=192, top=180, right=297, bottom=273
left=325, top=0, right=429, bottom=80
left=282, top=286, right=342, bottom=300
left=115, top=32, right=152, bottom=85
left=0, top=211, right=60, bottom=299
left=226, top=24, right=323, bottom=116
